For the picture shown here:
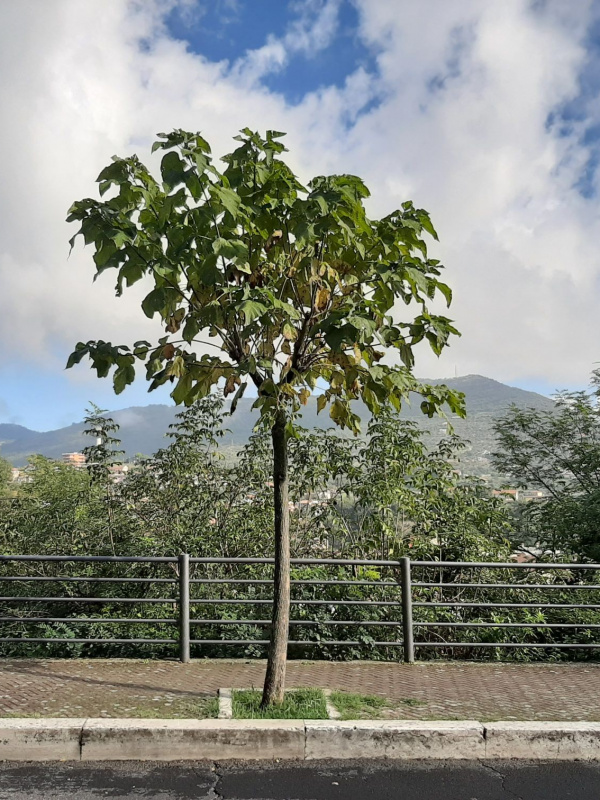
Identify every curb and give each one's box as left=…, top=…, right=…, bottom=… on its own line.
left=3, top=719, right=600, bottom=761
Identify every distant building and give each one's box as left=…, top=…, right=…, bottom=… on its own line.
left=492, top=489, right=518, bottom=501
left=10, top=467, right=31, bottom=484
left=108, top=463, right=129, bottom=483
left=62, top=452, right=86, bottom=467
left=518, top=489, right=546, bottom=502
left=492, top=488, right=546, bottom=502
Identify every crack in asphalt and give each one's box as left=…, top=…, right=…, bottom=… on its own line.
left=207, top=761, right=224, bottom=800
left=478, top=760, right=524, bottom=800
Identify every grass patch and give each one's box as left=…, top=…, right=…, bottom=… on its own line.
left=330, top=691, right=428, bottom=720
left=232, top=688, right=328, bottom=719
left=330, top=691, right=388, bottom=720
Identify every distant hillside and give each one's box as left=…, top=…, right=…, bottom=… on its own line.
left=423, top=375, right=555, bottom=415
left=0, top=375, right=555, bottom=468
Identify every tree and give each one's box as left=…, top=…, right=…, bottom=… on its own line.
left=82, top=404, right=124, bottom=555
left=329, top=409, right=511, bottom=561
left=82, top=403, right=124, bottom=483
left=0, top=455, right=11, bottom=496
left=492, top=369, right=600, bottom=560
left=1, top=456, right=103, bottom=555
left=66, top=127, right=464, bottom=705
left=119, top=395, right=232, bottom=556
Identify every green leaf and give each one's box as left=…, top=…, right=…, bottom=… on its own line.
left=182, top=315, right=200, bottom=343
left=141, top=287, right=166, bottom=318
left=436, top=281, right=452, bottom=306
left=96, top=159, right=128, bottom=188
left=229, top=380, right=248, bottom=415
left=347, top=315, right=377, bottom=336
left=314, top=195, right=329, bottom=216
left=239, top=300, right=267, bottom=324
left=113, top=363, right=135, bottom=394
left=161, top=151, right=186, bottom=191
left=66, top=343, right=89, bottom=369
left=94, top=240, right=118, bottom=269
left=213, top=238, right=248, bottom=261
left=171, top=372, right=193, bottom=404
left=212, top=185, right=241, bottom=218
left=196, top=254, right=222, bottom=286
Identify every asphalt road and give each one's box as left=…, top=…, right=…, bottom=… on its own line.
left=0, top=760, right=598, bottom=799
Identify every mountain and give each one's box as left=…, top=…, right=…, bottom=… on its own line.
left=0, top=375, right=555, bottom=470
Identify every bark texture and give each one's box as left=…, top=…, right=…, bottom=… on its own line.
left=261, top=411, right=290, bottom=707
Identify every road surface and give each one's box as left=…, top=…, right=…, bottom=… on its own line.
left=0, top=760, right=597, bottom=798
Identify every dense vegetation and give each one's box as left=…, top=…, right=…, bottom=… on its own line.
left=493, top=369, right=600, bottom=563
left=2, top=392, right=600, bottom=662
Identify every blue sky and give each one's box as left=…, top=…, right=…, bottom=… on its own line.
left=1, top=0, right=600, bottom=430
left=165, top=0, right=379, bottom=102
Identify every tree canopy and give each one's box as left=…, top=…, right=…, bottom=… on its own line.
left=66, top=128, right=464, bottom=429
left=493, top=369, right=600, bottom=560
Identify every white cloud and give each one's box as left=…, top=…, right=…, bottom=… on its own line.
left=0, top=0, right=599, bottom=400
left=230, top=0, right=342, bottom=85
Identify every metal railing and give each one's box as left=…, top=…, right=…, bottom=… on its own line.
left=2, top=554, right=600, bottom=662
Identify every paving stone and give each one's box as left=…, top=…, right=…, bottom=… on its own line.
left=1, top=659, right=600, bottom=720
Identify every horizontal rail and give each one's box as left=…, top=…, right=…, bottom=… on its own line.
left=190, top=557, right=403, bottom=566
left=4, top=555, right=600, bottom=568
left=412, top=583, right=600, bottom=590
left=188, top=599, right=400, bottom=606
left=412, top=602, right=600, bottom=609
left=0, top=597, right=175, bottom=604
left=0, top=618, right=175, bottom=624
left=188, top=639, right=405, bottom=646
left=188, top=619, right=402, bottom=626
left=0, top=556, right=177, bottom=563
left=189, top=557, right=600, bottom=569
left=414, top=622, right=600, bottom=629
left=0, top=638, right=177, bottom=643
left=191, top=579, right=400, bottom=586
left=0, top=577, right=177, bottom=583
left=411, top=561, right=600, bottom=569
left=415, top=642, right=600, bottom=648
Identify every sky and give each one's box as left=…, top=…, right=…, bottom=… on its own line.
left=1, top=0, right=600, bottom=430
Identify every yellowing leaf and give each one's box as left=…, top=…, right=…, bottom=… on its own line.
left=224, top=374, right=240, bottom=396
left=282, top=322, right=297, bottom=341
left=316, top=287, right=330, bottom=311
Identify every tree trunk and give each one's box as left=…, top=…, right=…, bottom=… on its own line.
left=261, top=411, right=290, bottom=707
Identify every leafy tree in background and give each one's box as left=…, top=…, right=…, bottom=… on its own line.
left=82, top=404, right=124, bottom=555
left=1, top=456, right=102, bottom=555
left=0, top=455, right=11, bottom=496
left=66, top=127, right=464, bottom=705
left=82, top=404, right=124, bottom=483
left=331, top=409, right=511, bottom=562
left=120, top=395, right=234, bottom=556
left=493, top=369, right=600, bottom=561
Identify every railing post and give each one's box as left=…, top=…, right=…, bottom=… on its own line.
left=178, top=552, right=190, bottom=664
left=400, top=556, right=414, bottom=664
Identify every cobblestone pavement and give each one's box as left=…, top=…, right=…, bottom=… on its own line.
left=0, top=659, right=599, bottom=720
